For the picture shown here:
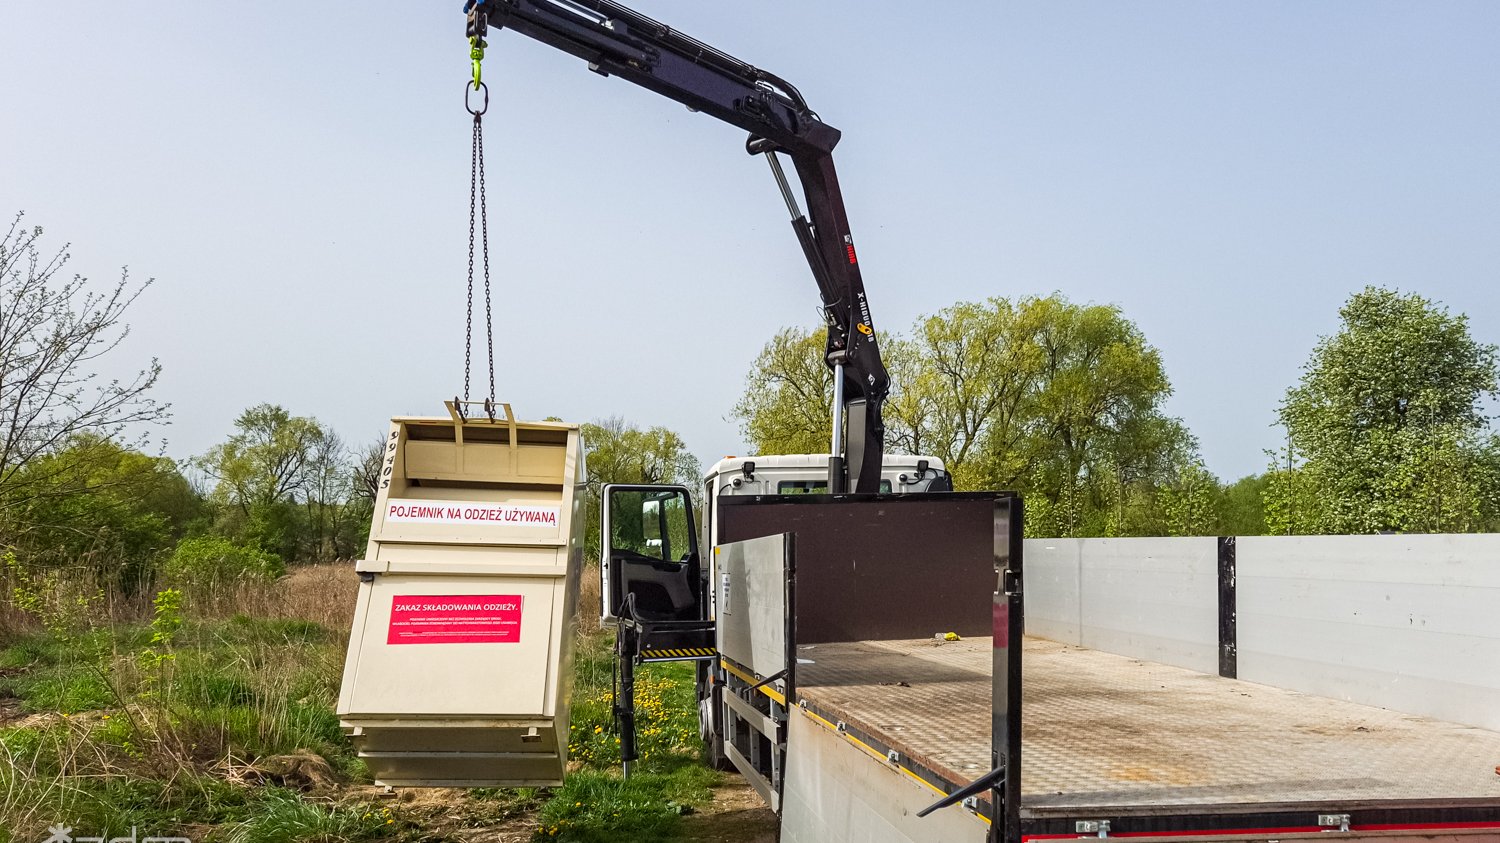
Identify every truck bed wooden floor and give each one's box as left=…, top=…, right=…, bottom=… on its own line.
left=793, top=637, right=1500, bottom=813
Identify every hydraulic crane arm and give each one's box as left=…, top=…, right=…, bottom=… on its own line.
left=466, top=0, right=889, bottom=493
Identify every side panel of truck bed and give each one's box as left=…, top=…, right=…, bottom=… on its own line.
left=780, top=707, right=989, bottom=843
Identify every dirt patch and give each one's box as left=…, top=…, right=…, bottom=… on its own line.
left=441, top=828, right=538, bottom=843
left=341, top=774, right=777, bottom=842
left=677, top=775, right=778, bottom=843
left=342, top=786, right=541, bottom=841
left=0, top=703, right=110, bottom=730
left=244, top=751, right=340, bottom=793
left=0, top=695, right=25, bottom=725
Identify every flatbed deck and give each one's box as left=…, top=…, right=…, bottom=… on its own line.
left=794, top=637, right=1500, bottom=817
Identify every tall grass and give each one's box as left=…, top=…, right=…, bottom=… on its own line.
left=0, top=560, right=358, bottom=642
left=0, top=562, right=364, bottom=839
left=0, top=560, right=725, bottom=842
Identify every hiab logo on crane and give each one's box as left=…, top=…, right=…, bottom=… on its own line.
left=385, top=499, right=560, bottom=527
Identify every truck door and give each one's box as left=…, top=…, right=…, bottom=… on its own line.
left=600, top=484, right=705, bottom=625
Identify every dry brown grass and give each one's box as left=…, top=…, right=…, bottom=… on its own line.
left=0, top=598, right=33, bottom=641
left=180, top=562, right=358, bottom=629
left=0, top=560, right=360, bottom=642
left=577, top=562, right=602, bottom=637
left=0, top=561, right=154, bottom=641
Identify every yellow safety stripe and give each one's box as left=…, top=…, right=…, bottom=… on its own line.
left=642, top=647, right=716, bottom=659
left=718, top=658, right=787, bottom=705
left=797, top=706, right=992, bottom=827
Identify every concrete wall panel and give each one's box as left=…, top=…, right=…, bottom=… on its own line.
left=1024, top=537, right=1218, bottom=674
left=1023, top=540, right=1081, bottom=644
left=1237, top=534, right=1500, bottom=731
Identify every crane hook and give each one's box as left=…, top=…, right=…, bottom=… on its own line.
left=470, top=36, right=486, bottom=90
left=466, top=0, right=490, bottom=90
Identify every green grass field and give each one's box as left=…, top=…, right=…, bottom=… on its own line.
left=0, top=565, right=725, bottom=842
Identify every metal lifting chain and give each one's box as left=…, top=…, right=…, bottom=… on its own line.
left=464, top=76, right=496, bottom=416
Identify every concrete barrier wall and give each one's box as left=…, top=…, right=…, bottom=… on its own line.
left=1026, top=534, right=1500, bottom=731
left=1025, top=538, right=1219, bottom=675
left=1236, top=534, right=1500, bottom=732
left=1024, top=539, right=1081, bottom=645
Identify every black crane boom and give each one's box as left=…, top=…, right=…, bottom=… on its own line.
left=468, top=0, right=889, bottom=493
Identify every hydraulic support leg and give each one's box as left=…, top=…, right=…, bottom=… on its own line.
left=615, top=623, right=639, bottom=778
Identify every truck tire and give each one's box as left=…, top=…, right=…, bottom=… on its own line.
left=698, top=677, right=735, bottom=771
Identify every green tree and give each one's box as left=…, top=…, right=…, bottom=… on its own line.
left=2, top=435, right=200, bottom=592
left=733, top=295, right=1197, bottom=537
left=0, top=213, right=169, bottom=522
left=162, top=535, right=284, bottom=590
left=1217, top=473, right=1270, bottom=536
left=731, top=327, right=834, bottom=457
left=1269, top=287, right=1500, bottom=533
left=301, top=428, right=370, bottom=559
left=886, top=298, right=1043, bottom=491
left=196, top=404, right=364, bottom=560
left=1157, top=462, right=1221, bottom=537
left=580, top=417, right=701, bottom=561
left=1004, top=297, right=1194, bottom=537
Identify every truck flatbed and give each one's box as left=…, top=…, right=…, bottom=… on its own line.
left=794, top=637, right=1500, bottom=819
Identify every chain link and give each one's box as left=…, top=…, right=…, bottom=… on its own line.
left=466, top=111, right=478, bottom=402
left=479, top=114, right=495, bottom=406
left=464, top=85, right=495, bottom=409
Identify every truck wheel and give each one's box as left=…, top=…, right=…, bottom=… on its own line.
left=699, top=683, right=735, bottom=771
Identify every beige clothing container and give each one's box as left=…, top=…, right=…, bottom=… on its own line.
left=336, top=408, right=585, bottom=786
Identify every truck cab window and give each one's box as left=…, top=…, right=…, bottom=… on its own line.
left=777, top=479, right=891, bottom=495
left=610, top=489, right=693, bottom=564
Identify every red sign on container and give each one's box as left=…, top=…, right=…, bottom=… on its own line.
left=387, top=595, right=523, bottom=645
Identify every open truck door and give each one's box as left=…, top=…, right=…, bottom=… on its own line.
left=600, top=483, right=716, bottom=775
left=601, top=484, right=704, bottom=629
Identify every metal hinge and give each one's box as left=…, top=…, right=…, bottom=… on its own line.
left=1002, top=569, right=1022, bottom=596
left=1075, top=819, right=1111, bottom=838
left=1319, top=814, right=1351, bottom=832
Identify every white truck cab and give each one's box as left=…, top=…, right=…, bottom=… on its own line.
left=698, top=454, right=948, bottom=621
left=702, top=453, right=949, bottom=500
left=596, top=452, right=949, bottom=776
left=599, top=453, right=948, bottom=624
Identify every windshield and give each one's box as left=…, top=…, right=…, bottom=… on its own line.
left=777, top=479, right=892, bottom=495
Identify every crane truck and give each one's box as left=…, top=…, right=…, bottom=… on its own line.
left=335, top=3, right=1500, bottom=841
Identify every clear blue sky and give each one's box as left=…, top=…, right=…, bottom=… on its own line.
left=4, top=1, right=1497, bottom=482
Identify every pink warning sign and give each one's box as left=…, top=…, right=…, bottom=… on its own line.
left=387, top=595, right=523, bottom=644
